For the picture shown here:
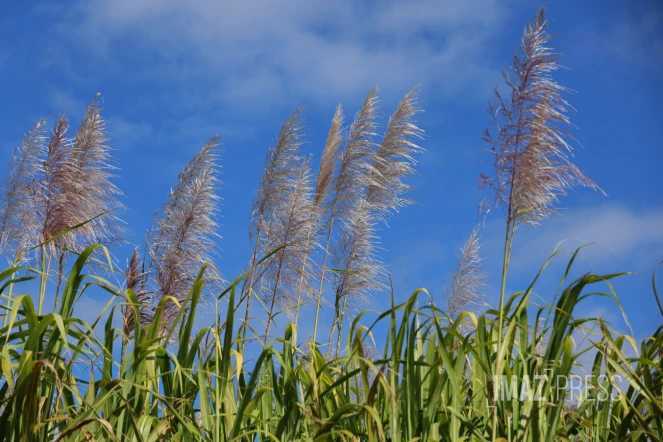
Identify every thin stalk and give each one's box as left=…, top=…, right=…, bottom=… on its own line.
left=53, top=250, right=65, bottom=311
left=242, top=227, right=262, bottom=342
left=313, top=210, right=336, bottom=344
left=327, top=279, right=346, bottom=357
left=493, top=215, right=515, bottom=440
left=327, top=291, right=339, bottom=354
left=1, top=252, right=22, bottom=327
left=334, top=293, right=350, bottom=358
left=264, top=199, right=299, bottom=342
left=38, top=245, right=52, bottom=315
left=492, top=82, right=524, bottom=440
left=308, top=104, right=344, bottom=343
left=2, top=267, right=16, bottom=328
left=293, top=226, right=314, bottom=334
left=264, top=258, right=285, bottom=342
left=327, top=207, right=368, bottom=357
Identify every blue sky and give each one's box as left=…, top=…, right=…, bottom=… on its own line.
left=1, top=0, right=662, bottom=346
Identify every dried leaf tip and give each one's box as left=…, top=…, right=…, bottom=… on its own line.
left=126, top=247, right=144, bottom=293
left=122, top=248, right=149, bottom=336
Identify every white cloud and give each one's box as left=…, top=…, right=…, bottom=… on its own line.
left=51, top=0, right=508, bottom=109
left=506, top=204, right=663, bottom=273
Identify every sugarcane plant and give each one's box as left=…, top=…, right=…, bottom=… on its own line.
left=0, top=6, right=661, bottom=442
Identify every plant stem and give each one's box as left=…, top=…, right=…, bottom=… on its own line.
left=2, top=267, right=16, bottom=328
left=491, top=81, right=524, bottom=440
left=334, top=295, right=350, bottom=358
left=38, top=245, right=52, bottom=315
left=493, top=216, right=515, bottom=440
left=264, top=255, right=285, bottom=342
left=264, top=200, right=300, bottom=341
left=327, top=285, right=344, bottom=357
left=294, top=225, right=314, bottom=335
left=53, top=250, right=65, bottom=311
left=312, top=213, right=335, bottom=344
left=242, top=228, right=262, bottom=343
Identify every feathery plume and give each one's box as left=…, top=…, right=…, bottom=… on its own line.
left=243, top=109, right=304, bottom=334
left=305, top=105, right=344, bottom=338
left=479, top=7, right=601, bottom=227
left=477, top=11, right=601, bottom=425
left=0, top=97, right=125, bottom=314
left=261, top=157, right=317, bottom=340
left=333, top=88, right=379, bottom=220
left=314, top=105, right=344, bottom=209
left=444, top=226, right=486, bottom=320
left=328, top=87, right=424, bottom=350
left=0, top=94, right=126, bottom=260
left=148, top=136, right=221, bottom=325
left=0, top=120, right=46, bottom=259
left=314, top=88, right=378, bottom=344
left=293, top=105, right=342, bottom=326
left=328, top=198, right=383, bottom=355
left=331, top=199, right=383, bottom=309
left=367, top=86, right=424, bottom=222
left=62, top=94, right=125, bottom=246
left=38, top=115, right=75, bottom=251
left=251, top=109, right=305, bottom=239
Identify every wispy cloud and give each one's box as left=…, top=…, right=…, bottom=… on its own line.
left=503, top=204, right=663, bottom=273
left=45, top=0, right=507, bottom=110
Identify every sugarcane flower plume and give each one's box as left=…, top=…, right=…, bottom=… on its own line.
left=367, top=86, right=424, bottom=223
left=148, top=136, right=221, bottom=324
left=328, top=86, right=424, bottom=325
left=0, top=119, right=46, bottom=259
left=331, top=198, right=384, bottom=310
left=0, top=94, right=125, bottom=261
left=260, top=156, right=318, bottom=318
left=251, top=108, right=305, bottom=239
left=62, top=94, right=125, bottom=247
left=332, top=88, right=379, bottom=222
left=314, top=104, right=344, bottom=210
left=479, top=7, right=602, bottom=227
left=444, top=225, right=486, bottom=320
